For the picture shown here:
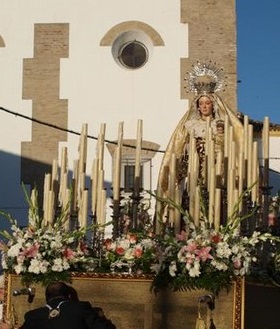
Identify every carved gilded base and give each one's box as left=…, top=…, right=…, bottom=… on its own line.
left=2, top=273, right=244, bottom=329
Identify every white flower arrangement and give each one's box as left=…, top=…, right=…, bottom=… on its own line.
left=0, top=188, right=92, bottom=286
left=1, top=223, right=88, bottom=273
left=0, top=186, right=280, bottom=294
left=103, top=232, right=157, bottom=274
left=150, top=192, right=278, bottom=295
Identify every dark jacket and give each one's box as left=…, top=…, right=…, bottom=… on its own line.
left=20, top=299, right=116, bottom=329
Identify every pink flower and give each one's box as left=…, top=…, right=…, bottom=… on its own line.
left=176, top=230, right=187, bottom=241
left=195, top=246, right=213, bottom=262
left=104, top=239, right=114, bottom=250
left=23, top=242, right=40, bottom=258
left=211, top=234, right=221, bottom=244
left=185, top=241, right=198, bottom=253
left=115, top=246, right=125, bottom=255
left=178, top=246, right=195, bottom=264
left=133, top=246, right=143, bottom=258
left=64, top=247, right=75, bottom=259
left=127, top=233, right=137, bottom=244
left=79, top=241, right=88, bottom=254
left=17, top=254, right=25, bottom=263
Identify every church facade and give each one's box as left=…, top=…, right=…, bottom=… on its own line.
left=0, top=0, right=278, bottom=227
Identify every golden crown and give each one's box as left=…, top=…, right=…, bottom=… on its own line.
left=184, top=61, right=225, bottom=95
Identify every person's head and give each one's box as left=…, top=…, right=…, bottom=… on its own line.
left=45, top=281, right=71, bottom=303
left=216, top=120, right=224, bottom=134
left=197, top=95, right=214, bottom=119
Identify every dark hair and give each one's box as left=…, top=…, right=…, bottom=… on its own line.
left=45, top=281, right=71, bottom=303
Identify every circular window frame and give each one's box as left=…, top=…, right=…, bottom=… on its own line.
left=118, top=40, right=148, bottom=70
left=112, top=30, right=153, bottom=70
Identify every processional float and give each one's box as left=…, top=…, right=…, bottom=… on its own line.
left=1, top=62, right=276, bottom=329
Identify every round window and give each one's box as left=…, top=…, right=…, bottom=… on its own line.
left=112, top=30, right=153, bottom=70
left=118, top=41, right=148, bottom=69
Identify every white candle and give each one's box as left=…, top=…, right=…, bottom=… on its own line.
left=247, top=125, right=253, bottom=187
left=208, top=167, right=216, bottom=225
left=80, top=171, right=86, bottom=193
left=98, top=123, right=106, bottom=171
left=262, top=116, right=270, bottom=160
left=238, top=151, right=244, bottom=211
left=251, top=142, right=258, bottom=203
left=59, top=147, right=68, bottom=204
left=43, top=173, right=51, bottom=221
left=205, top=117, right=211, bottom=156
left=59, top=172, right=68, bottom=206
left=113, top=147, right=121, bottom=200
left=207, top=139, right=215, bottom=191
left=63, top=188, right=71, bottom=231
left=214, top=188, right=221, bottom=231
left=135, top=119, right=143, bottom=179
left=215, top=151, right=223, bottom=188
left=194, top=186, right=200, bottom=227
left=100, top=189, right=107, bottom=227
left=113, top=122, right=124, bottom=200
left=46, top=190, right=54, bottom=225
left=72, top=160, right=79, bottom=212
left=78, top=124, right=88, bottom=174
left=80, top=189, right=88, bottom=229
left=227, top=168, right=235, bottom=216
left=224, top=115, right=229, bottom=158
left=96, top=169, right=105, bottom=225
left=117, top=122, right=124, bottom=146
left=91, top=158, right=99, bottom=215
left=188, top=174, right=196, bottom=219
left=78, top=172, right=86, bottom=210
left=52, top=159, right=58, bottom=190
left=243, top=115, right=249, bottom=161
left=60, top=146, right=68, bottom=174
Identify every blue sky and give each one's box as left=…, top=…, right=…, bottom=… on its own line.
left=236, top=0, right=280, bottom=124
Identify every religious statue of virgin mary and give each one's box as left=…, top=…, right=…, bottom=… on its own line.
left=156, top=61, right=245, bottom=232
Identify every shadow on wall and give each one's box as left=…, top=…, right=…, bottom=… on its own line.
left=0, top=150, right=28, bottom=228
left=1, top=149, right=280, bottom=231
left=269, top=168, right=280, bottom=195
left=0, top=150, right=111, bottom=229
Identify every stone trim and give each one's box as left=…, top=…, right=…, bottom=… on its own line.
left=21, top=23, right=69, bottom=195
left=100, top=21, right=164, bottom=46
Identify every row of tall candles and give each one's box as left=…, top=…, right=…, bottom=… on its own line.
left=168, top=115, right=270, bottom=232
left=39, top=120, right=143, bottom=230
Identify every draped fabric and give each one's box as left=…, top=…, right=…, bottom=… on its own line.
left=156, top=93, right=244, bottom=217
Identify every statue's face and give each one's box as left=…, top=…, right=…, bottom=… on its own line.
left=198, top=96, right=213, bottom=118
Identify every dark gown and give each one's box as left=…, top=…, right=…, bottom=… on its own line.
left=20, top=299, right=116, bottom=329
